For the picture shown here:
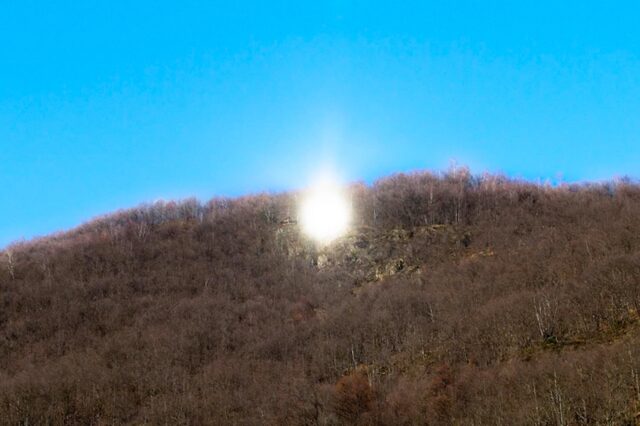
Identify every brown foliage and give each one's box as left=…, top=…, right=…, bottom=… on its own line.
left=334, top=368, right=374, bottom=424
left=1, top=171, right=640, bottom=424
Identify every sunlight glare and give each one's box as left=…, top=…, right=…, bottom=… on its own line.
left=300, top=176, right=351, bottom=244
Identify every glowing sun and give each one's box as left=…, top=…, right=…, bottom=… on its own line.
left=300, top=178, right=351, bottom=244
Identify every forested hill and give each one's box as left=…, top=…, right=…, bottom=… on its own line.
left=2, top=170, right=640, bottom=425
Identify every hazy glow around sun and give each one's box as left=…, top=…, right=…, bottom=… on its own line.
left=300, top=175, right=351, bottom=244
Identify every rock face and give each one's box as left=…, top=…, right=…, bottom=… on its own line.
left=275, top=223, right=470, bottom=289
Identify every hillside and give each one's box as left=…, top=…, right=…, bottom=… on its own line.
left=2, top=169, right=640, bottom=425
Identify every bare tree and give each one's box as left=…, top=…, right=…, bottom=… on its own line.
left=535, top=295, right=559, bottom=343
left=4, top=249, right=15, bottom=280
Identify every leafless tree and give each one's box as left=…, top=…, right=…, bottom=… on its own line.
left=4, top=249, right=15, bottom=279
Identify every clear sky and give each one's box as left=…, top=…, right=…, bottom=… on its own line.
left=2, top=1, right=640, bottom=247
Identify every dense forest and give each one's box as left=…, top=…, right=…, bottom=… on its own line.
left=2, top=169, right=640, bottom=425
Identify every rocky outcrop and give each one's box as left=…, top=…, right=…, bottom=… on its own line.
left=275, top=223, right=470, bottom=289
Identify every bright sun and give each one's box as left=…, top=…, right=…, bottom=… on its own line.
left=300, top=178, right=351, bottom=244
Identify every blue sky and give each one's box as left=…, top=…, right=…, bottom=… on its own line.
left=2, top=1, right=640, bottom=247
